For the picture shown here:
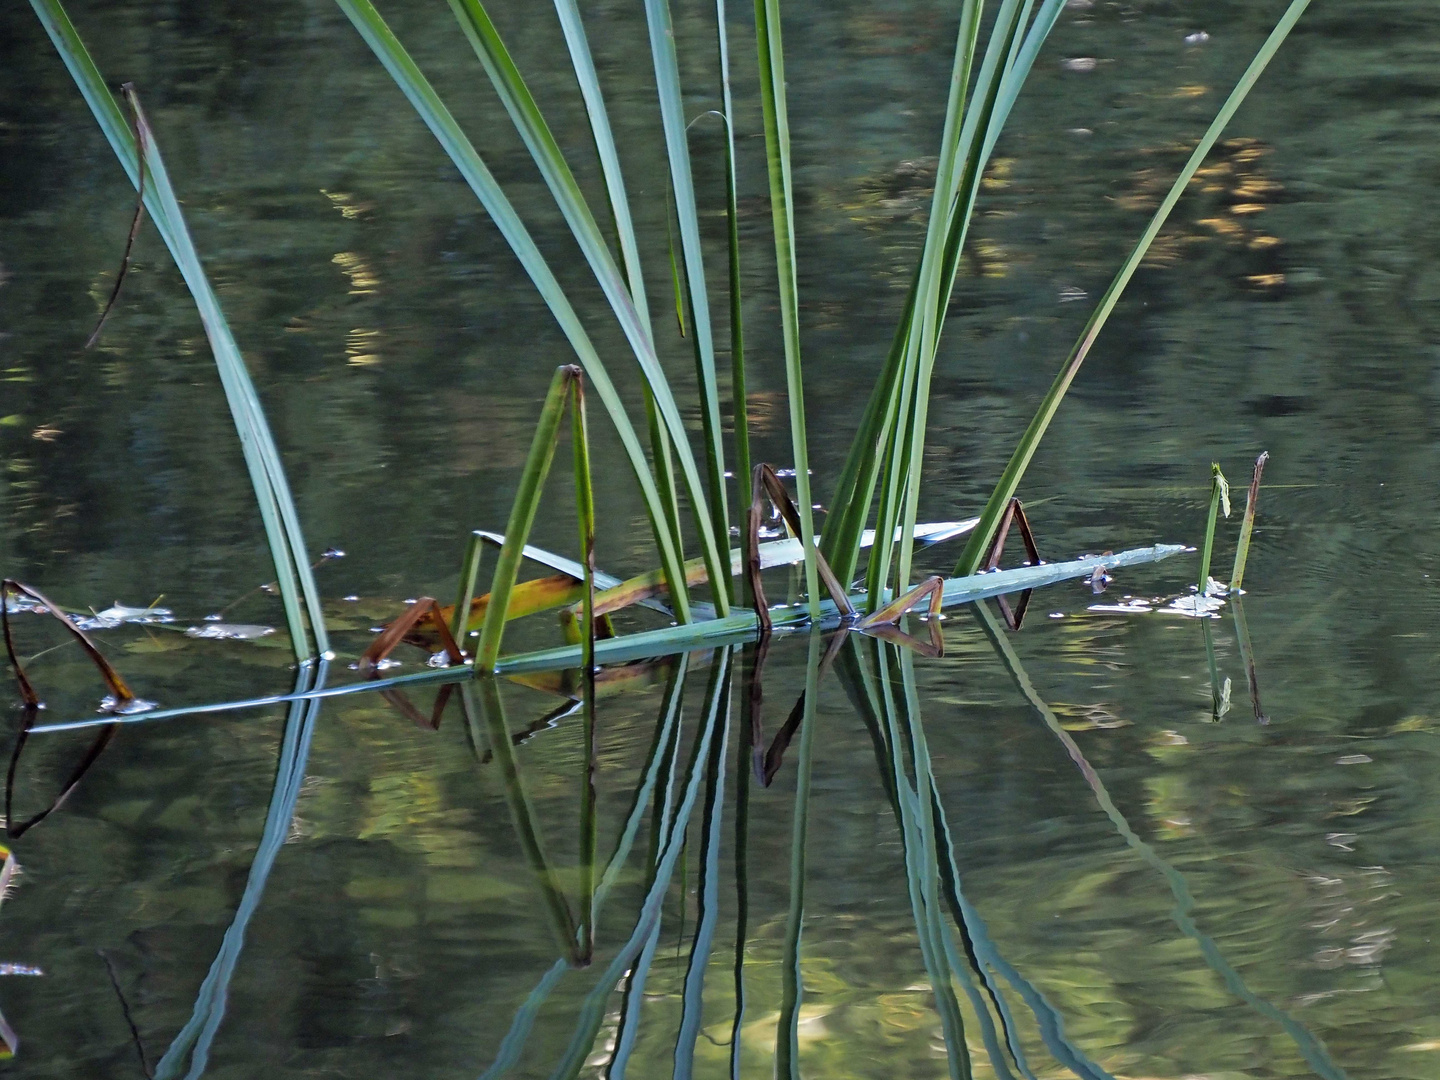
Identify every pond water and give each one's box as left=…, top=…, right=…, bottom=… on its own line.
left=4, top=0, right=1440, bottom=1076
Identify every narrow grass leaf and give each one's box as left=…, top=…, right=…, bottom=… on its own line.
left=30, top=2, right=328, bottom=659
left=1230, top=451, right=1269, bottom=591
left=754, top=0, right=821, bottom=616
left=955, top=0, right=1314, bottom=575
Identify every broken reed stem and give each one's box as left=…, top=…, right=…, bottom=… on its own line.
left=475, top=366, right=581, bottom=672
left=1229, top=451, right=1269, bottom=592
left=451, top=530, right=486, bottom=650
left=1197, top=463, right=1229, bottom=596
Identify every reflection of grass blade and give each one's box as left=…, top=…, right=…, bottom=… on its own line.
left=775, top=632, right=821, bottom=1079
left=973, top=603, right=1349, bottom=1080
left=871, top=641, right=973, bottom=1080
left=29, top=3, right=327, bottom=659
left=729, top=642, right=757, bottom=1080
left=153, top=664, right=326, bottom=1079
left=475, top=660, right=690, bottom=1080
left=472, top=680, right=582, bottom=964
left=954, top=0, right=1314, bottom=576
left=753, top=0, right=820, bottom=616
left=839, top=639, right=1109, bottom=1080
left=547, top=650, right=733, bottom=1080
left=1230, top=598, right=1268, bottom=724
left=673, top=689, right=731, bottom=1078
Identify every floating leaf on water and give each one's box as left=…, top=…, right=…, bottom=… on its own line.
left=350, top=658, right=401, bottom=672
left=1162, top=594, right=1226, bottom=617
left=184, top=623, right=276, bottom=641
left=1088, top=600, right=1155, bottom=614
left=76, top=602, right=175, bottom=630
left=100, top=695, right=156, bottom=715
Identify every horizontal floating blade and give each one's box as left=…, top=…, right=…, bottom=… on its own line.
left=29, top=542, right=1186, bottom=734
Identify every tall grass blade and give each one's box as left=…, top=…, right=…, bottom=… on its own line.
left=643, top=0, right=733, bottom=562
left=30, top=2, right=328, bottom=660
left=715, top=2, right=750, bottom=601
left=572, top=377, right=598, bottom=959
left=1230, top=451, right=1269, bottom=591
left=754, top=0, right=821, bottom=616
left=548, top=0, right=691, bottom=606
left=876, top=0, right=989, bottom=598
left=338, top=0, right=733, bottom=619
left=955, top=0, right=1314, bottom=575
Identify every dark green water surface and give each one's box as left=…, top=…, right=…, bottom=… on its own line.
left=4, top=0, right=1440, bottom=1076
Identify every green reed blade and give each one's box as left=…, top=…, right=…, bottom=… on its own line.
left=547, top=0, right=694, bottom=609
left=339, top=0, right=733, bottom=620
left=955, top=0, right=1314, bottom=575
left=475, top=367, right=575, bottom=672
left=551, top=0, right=651, bottom=332
left=30, top=0, right=328, bottom=661
left=895, top=0, right=1057, bottom=592
left=1230, top=451, right=1269, bottom=591
left=644, top=0, right=733, bottom=565
left=822, top=277, right=917, bottom=586
left=1198, top=463, right=1230, bottom=595
left=571, top=377, right=598, bottom=959
left=754, top=0, right=821, bottom=617
left=715, top=4, right=750, bottom=599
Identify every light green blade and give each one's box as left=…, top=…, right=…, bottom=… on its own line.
left=30, top=0, right=328, bottom=661
left=955, top=0, right=1314, bottom=575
